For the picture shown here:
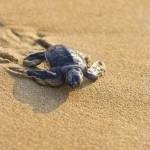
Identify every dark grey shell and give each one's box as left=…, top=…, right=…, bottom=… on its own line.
left=45, top=45, right=86, bottom=68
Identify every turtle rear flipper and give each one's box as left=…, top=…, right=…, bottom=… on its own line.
left=84, top=61, right=106, bottom=81
left=23, top=51, right=45, bottom=67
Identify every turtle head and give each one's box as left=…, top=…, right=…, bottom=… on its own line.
left=65, top=68, right=83, bottom=89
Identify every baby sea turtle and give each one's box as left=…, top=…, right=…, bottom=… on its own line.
left=23, top=40, right=106, bottom=88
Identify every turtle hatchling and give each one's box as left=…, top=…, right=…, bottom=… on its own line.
left=23, top=40, right=106, bottom=88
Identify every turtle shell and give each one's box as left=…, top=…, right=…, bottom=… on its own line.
left=45, top=45, right=86, bottom=68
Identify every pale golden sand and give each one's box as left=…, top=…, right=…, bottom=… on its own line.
left=0, top=0, right=150, bottom=149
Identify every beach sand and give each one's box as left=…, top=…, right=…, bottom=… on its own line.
left=0, top=0, right=150, bottom=149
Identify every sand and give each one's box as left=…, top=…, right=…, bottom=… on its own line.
left=0, top=0, right=150, bottom=149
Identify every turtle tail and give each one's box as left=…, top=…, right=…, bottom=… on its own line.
left=35, top=39, right=53, bottom=49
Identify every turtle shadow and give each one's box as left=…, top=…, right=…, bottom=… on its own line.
left=12, top=77, right=71, bottom=113
left=12, top=77, right=92, bottom=113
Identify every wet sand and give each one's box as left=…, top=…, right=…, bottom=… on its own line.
left=0, top=0, right=150, bottom=149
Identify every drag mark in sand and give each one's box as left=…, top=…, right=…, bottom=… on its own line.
left=0, top=51, right=18, bottom=63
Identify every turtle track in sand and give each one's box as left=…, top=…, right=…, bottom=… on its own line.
left=0, top=47, right=27, bottom=78
left=0, top=25, right=40, bottom=78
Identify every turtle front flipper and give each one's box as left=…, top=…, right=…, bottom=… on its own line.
left=23, top=51, right=45, bottom=67
left=27, top=70, right=64, bottom=87
left=84, top=61, right=106, bottom=81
